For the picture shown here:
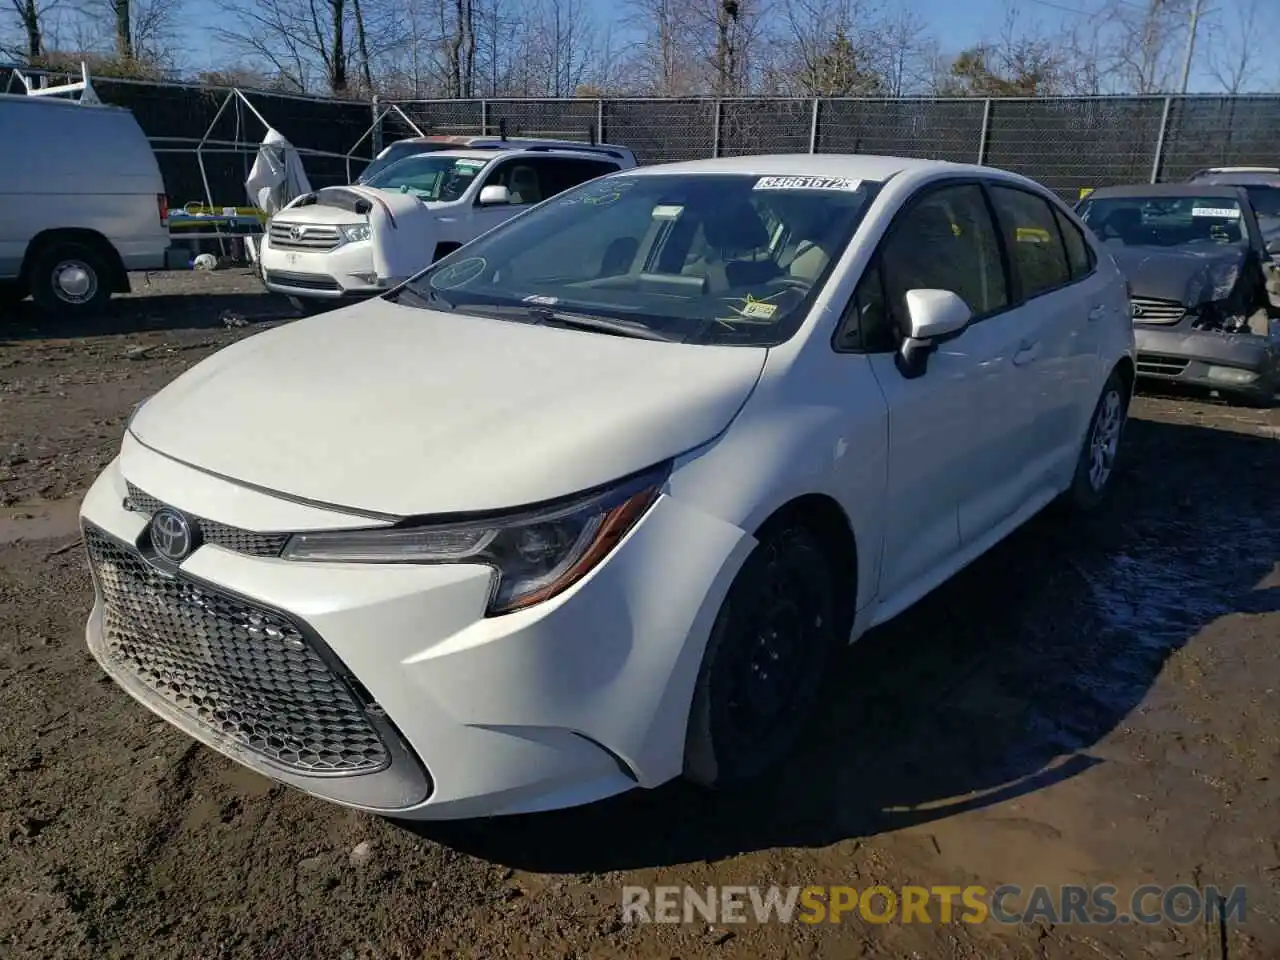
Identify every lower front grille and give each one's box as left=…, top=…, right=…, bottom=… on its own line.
left=85, top=525, right=391, bottom=777
left=1136, top=353, right=1191, bottom=376
left=264, top=269, right=341, bottom=291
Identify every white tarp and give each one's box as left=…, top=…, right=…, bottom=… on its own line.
left=245, top=127, right=312, bottom=216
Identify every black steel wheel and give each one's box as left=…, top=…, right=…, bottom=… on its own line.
left=684, top=522, right=840, bottom=789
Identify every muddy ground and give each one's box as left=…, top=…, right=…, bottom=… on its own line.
left=1, top=272, right=1278, bottom=960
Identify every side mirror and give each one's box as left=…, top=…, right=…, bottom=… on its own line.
left=478, top=184, right=511, bottom=206
left=897, top=289, right=972, bottom=379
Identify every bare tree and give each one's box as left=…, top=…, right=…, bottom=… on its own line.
left=217, top=0, right=399, bottom=93
left=1098, top=0, right=1192, bottom=94
left=1204, top=0, right=1260, bottom=94
left=622, top=0, right=699, bottom=95
left=765, top=0, right=883, bottom=96
left=68, top=0, right=182, bottom=65
left=6, top=0, right=60, bottom=59
left=875, top=6, right=936, bottom=96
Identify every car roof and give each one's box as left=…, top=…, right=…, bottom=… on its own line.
left=619, top=153, right=991, bottom=183
left=1189, top=171, right=1280, bottom=187
left=400, top=134, right=632, bottom=151
left=1084, top=182, right=1250, bottom=200
left=389, top=149, right=497, bottom=162
left=1194, top=166, right=1279, bottom=174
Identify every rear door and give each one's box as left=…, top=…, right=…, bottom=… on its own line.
left=985, top=183, right=1110, bottom=504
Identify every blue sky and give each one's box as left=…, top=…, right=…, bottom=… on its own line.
left=171, top=0, right=1243, bottom=93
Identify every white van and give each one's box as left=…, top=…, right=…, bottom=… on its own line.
left=0, top=93, right=169, bottom=316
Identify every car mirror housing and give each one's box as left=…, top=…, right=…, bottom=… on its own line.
left=478, top=185, right=511, bottom=206
left=896, top=288, right=972, bottom=380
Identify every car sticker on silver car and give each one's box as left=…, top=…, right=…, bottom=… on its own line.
left=1191, top=207, right=1241, bottom=218
left=753, top=176, right=862, bottom=192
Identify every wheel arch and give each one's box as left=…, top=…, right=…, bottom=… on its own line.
left=22, top=228, right=129, bottom=293
left=749, top=492, right=860, bottom=639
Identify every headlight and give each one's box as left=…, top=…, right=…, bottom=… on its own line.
left=340, top=223, right=372, bottom=243
left=281, top=463, right=670, bottom=615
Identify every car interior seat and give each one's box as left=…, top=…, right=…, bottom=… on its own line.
left=508, top=165, right=542, bottom=205
left=699, top=202, right=780, bottom=292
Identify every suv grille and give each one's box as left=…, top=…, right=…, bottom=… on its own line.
left=124, top=483, right=288, bottom=558
left=1130, top=297, right=1186, bottom=324
left=268, top=221, right=341, bottom=251
left=85, top=525, right=391, bottom=776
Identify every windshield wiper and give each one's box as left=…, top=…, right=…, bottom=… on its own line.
left=538, top=310, right=680, bottom=342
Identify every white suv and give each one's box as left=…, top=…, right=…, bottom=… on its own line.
left=259, top=146, right=632, bottom=307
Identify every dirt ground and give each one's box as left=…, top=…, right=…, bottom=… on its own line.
left=1, top=271, right=1278, bottom=960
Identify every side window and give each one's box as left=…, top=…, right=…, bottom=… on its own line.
left=534, top=157, right=619, bottom=197
left=480, top=160, right=542, bottom=206
left=988, top=186, right=1072, bottom=299
left=880, top=183, right=1008, bottom=335
left=836, top=258, right=895, bottom=352
left=1053, top=207, right=1095, bottom=279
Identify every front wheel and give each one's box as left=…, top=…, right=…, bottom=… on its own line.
left=683, top=522, right=841, bottom=789
left=1064, top=368, right=1129, bottom=511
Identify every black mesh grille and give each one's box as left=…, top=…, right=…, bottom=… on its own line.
left=85, top=525, right=391, bottom=776
left=125, top=483, right=289, bottom=558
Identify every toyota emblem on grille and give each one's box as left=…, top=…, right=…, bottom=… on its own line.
left=1132, top=303, right=1145, bottom=317
left=150, top=509, right=196, bottom=562
left=289, top=224, right=306, bottom=240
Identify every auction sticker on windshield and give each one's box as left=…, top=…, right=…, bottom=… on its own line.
left=1191, top=206, right=1241, bottom=218
left=754, top=176, right=862, bottom=192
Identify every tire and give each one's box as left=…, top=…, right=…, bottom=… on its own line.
left=1064, top=368, right=1129, bottom=511
left=683, top=522, right=841, bottom=789
left=29, top=242, right=113, bottom=316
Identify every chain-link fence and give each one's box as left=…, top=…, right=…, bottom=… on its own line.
left=387, top=94, right=1280, bottom=200
left=4, top=65, right=1278, bottom=206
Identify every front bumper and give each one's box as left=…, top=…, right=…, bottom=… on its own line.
left=258, top=240, right=399, bottom=300
left=1134, top=324, right=1279, bottom=400
left=79, top=445, right=751, bottom=819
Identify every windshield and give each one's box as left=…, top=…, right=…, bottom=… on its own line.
left=362, top=155, right=491, bottom=201
left=357, top=142, right=446, bottom=183
left=1076, top=195, right=1248, bottom=249
left=396, top=172, right=879, bottom=346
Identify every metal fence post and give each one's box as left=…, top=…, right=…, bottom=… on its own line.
left=481, top=98, right=490, bottom=136
left=808, top=98, right=820, bottom=153
left=371, top=94, right=382, bottom=157
left=596, top=98, right=606, bottom=143
left=977, top=98, right=992, bottom=165
left=1151, top=95, right=1172, bottom=183
left=712, top=99, right=723, bottom=158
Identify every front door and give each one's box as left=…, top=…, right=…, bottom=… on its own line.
left=859, top=181, right=1015, bottom=603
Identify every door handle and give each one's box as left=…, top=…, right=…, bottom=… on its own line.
left=1087, top=304, right=1106, bottom=322
left=1013, top=340, right=1041, bottom=366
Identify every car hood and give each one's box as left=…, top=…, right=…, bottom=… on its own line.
left=128, top=300, right=766, bottom=517
left=1108, top=245, right=1246, bottom=306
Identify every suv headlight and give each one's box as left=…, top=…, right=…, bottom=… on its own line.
left=281, top=463, right=670, bottom=614
left=340, top=223, right=372, bottom=243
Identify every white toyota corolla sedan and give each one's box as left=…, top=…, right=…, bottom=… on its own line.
left=80, top=154, right=1136, bottom=819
